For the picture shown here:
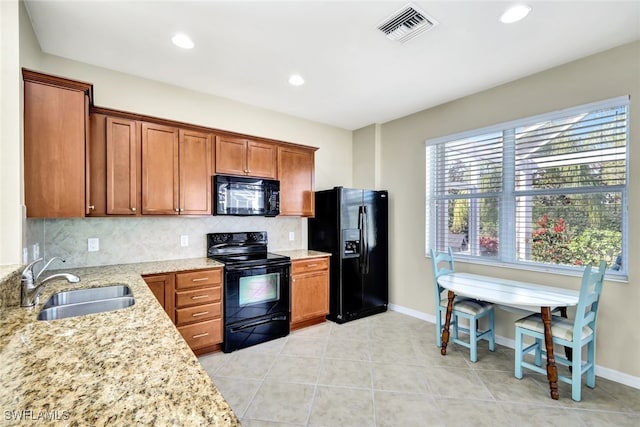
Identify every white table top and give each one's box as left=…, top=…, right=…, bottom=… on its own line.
left=437, top=272, right=580, bottom=308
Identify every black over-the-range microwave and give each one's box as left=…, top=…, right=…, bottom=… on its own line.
left=213, top=174, right=280, bottom=217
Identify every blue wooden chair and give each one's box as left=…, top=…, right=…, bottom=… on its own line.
left=430, top=248, right=495, bottom=362
left=514, top=261, right=607, bottom=401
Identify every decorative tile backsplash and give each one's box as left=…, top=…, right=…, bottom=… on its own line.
left=25, top=216, right=305, bottom=269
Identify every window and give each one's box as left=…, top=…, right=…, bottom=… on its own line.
left=426, top=97, right=628, bottom=277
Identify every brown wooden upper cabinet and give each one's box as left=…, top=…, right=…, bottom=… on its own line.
left=277, top=145, right=316, bottom=217
left=23, top=70, right=93, bottom=217
left=215, top=135, right=277, bottom=179
left=88, top=114, right=140, bottom=216
left=141, top=123, right=213, bottom=215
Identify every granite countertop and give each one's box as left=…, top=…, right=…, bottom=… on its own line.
left=0, top=257, right=239, bottom=426
left=273, top=249, right=331, bottom=260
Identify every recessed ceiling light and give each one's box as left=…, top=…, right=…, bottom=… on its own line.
left=172, top=33, right=194, bottom=49
left=288, top=74, right=305, bottom=86
left=500, top=5, right=532, bottom=24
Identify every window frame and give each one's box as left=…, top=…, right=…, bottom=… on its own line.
left=425, top=96, right=629, bottom=281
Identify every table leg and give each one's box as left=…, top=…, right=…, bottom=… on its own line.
left=541, top=306, right=559, bottom=400
left=441, top=291, right=455, bottom=356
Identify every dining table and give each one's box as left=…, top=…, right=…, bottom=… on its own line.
left=436, top=272, right=580, bottom=400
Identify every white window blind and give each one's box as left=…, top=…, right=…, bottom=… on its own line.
left=426, top=97, right=628, bottom=277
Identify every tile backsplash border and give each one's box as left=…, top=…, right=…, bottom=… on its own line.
left=25, top=216, right=305, bottom=269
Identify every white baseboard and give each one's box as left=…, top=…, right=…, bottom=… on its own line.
left=388, top=303, right=640, bottom=390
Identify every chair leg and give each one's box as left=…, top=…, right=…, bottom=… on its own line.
left=586, top=339, right=596, bottom=389
left=515, top=327, right=523, bottom=379
left=571, top=345, right=583, bottom=401
left=488, top=309, right=495, bottom=352
left=436, top=309, right=442, bottom=348
left=534, top=338, right=542, bottom=367
left=469, top=316, right=478, bottom=363
left=452, top=315, right=459, bottom=340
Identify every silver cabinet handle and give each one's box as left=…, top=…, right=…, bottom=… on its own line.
left=191, top=295, right=209, bottom=300
left=175, top=208, right=179, bottom=212
left=191, top=277, right=208, bottom=282
left=192, top=332, right=209, bottom=339
left=131, top=207, right=136, bottom=212
left=192, top=311, right=209, bottom=317
left=88, top=205, right=95, bottom=210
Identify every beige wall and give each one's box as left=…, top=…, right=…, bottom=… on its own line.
left=379, top=41, right=640, bottom=380
left=353, top=124, right=382, bottom=190
left=14, top=2, right=352, bottom=266
left=0, top=0, right=23, bottom=266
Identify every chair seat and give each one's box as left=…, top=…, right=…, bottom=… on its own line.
left=515, top=313, right=594, bottom=341
left=440, top=297, right=494, bottom=316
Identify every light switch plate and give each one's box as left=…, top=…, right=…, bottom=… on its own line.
left=289, top=231, right=295, bottom=241
left=88, top=238, right=99, bottom=252
left=180, top=235, right=189, bottom=247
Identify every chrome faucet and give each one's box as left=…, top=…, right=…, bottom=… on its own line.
left=21, top=257, right=80, bottom=307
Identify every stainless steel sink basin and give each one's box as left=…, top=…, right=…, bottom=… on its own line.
left=42, top=285, right=132, bottom=309
left=37, top=285, right=135, bottom=321
left=37, top=297, right=135, bottom=321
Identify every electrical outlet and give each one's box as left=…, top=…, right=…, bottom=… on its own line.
left=289, top=231, right=295, bottom=241
left=23, top=248, right=28, bottom=264
left=32, top=243, right=39, bottom=260
left=180, top=235, right=189, bottom=247
left=88, top=238, right=100, bottom=252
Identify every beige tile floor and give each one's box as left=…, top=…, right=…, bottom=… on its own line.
left=198, top=311, right=640, bottom=426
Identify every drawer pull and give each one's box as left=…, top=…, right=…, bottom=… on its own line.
left=191, top=295, right=209, bottom=300
left=307, top=263, right=318, bottom=267
left=191, top=277, right=209, bottom=282
left=192, top=332, right=209, bottom=339
left=192, top=311, right=209, bottom=317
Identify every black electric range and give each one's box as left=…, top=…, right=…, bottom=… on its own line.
left=206, top=231, right=291, bottom=352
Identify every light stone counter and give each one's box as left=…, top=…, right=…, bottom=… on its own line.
left=272, top=249, right=331, bottom=260
left=0, top=258, right=239, bottom=426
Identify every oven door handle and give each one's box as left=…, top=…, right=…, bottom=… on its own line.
left=229, top=315, right=288, bottom=332
left=225, top=261, right=290, bottom=271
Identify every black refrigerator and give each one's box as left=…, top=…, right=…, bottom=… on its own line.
left=308, top=187, right=388, bottom=324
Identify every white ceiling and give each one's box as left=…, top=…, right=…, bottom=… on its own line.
left=24, top=1, right=640, bottom=130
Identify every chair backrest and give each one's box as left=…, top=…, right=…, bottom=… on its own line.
left=430, top=248, right=455, bottom=306
left=573, top=260, right=607, bottom=338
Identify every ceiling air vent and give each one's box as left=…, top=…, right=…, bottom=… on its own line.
left=377, top=3, right=438, bottom=43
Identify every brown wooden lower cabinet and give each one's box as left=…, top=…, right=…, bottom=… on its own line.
left=290, top=257, right=330, bottom=331
left=141, top=273, right=174, bottom=321
left=143, top=267, right=223, bottom=355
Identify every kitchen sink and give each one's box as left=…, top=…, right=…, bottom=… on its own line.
left=42, top=285, right=132, bottom=309
left=37, top=285, right=135, bottom=321
left=37, top=297, right=135, bottom=321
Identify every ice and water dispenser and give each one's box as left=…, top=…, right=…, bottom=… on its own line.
left=342, top=229, right=361, bottom=258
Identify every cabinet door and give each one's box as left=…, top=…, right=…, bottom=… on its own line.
left=291, top=270, right=329, bottom=324
left=141, top=122, right=179, bottom=214
left=107, top=117, right=139, bottom=215
left=142, top=273, right=175, bottom=322
left=24, top=81, right=87, bottom=217
left=179, top=129, right=213, bottom=215
left=247, top=140, right=277, bottom=179
left=88, top=114, right=107, bottom=216
left=278, top=145, right=315, bottom=217
left=215, top=135, right=247, bottom=176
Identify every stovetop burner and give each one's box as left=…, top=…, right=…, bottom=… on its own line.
left=206, top=231, right=289, bottom=267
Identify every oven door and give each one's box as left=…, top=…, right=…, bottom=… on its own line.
left=224, top=261, right=290, bottom=326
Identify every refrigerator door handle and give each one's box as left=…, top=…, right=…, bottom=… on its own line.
left=358, top=206, right=366, bottom=273
left=363, top=206, right=370, bottom=274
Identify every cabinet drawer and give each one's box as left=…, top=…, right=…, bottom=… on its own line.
left=177, top=319, right=222, bottom=350
left=176, top=302, right=221, bottom=326
left=291, top=257, right=329, bottom=274
left=175, top=269, right=222, bottom=290
left=175, top=286, right=221, bottom=308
